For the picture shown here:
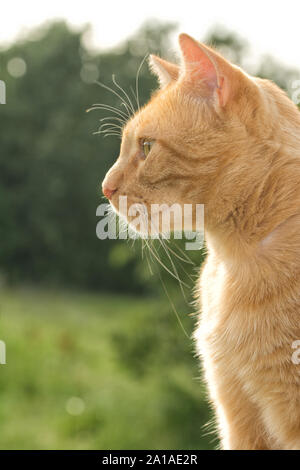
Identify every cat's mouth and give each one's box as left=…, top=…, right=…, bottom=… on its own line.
left=109, top=194, right=197, bottom=236
left=109, top=194, right=150, bottom=235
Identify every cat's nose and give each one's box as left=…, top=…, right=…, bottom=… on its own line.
left=102, top=183, right=117, bottom=200
left=102, top=164, right=123, bottom=199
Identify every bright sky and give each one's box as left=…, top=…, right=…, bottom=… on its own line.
left=1, top=0, right=300, bottom=68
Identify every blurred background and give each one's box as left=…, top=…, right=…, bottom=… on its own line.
left=0, top=0, right=299, bottom=450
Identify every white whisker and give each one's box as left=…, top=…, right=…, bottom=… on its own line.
left=135, top=54, right=148, bottom=111
left=95, top=81, right=132, bottom=118
left=112, top=75, right=136, bottom=116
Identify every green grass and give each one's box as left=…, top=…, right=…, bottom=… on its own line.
left=0, top=287, right=216, bottom=449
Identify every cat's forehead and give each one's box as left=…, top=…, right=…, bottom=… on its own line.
left=121, top=83, right=217, bottom=149
left=124, top=87, right=182, bottom=137
left=123, top=105, right=159, bottom=139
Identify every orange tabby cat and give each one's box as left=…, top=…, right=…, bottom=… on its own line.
left=102, top=33, right=300, bottom=450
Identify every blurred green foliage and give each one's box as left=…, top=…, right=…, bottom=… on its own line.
left=0, top=288, right=214, bottom=449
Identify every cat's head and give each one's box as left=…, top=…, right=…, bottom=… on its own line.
left=102, top=33, right=274, bottom=234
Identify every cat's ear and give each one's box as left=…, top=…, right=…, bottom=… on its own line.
left=179, top=33, right=239, bottom=107
left=149, top=55, right=179, bottom=88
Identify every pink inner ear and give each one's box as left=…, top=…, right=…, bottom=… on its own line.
left=179, top=34, right=218, bottom=90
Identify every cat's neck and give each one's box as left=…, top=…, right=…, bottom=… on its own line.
left=205, top=151, right=300, bottom=264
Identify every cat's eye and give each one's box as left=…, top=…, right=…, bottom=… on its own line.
left=141, top=140, right=155, bottom=158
